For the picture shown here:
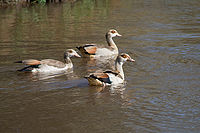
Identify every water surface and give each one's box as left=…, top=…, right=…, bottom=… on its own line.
left=0, top=0, right=200, bottom=132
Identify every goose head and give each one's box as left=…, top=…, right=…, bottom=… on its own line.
left=64, top=49, right=81, bottom=58
left=106, top=29, right=122, bottom=38
left=117, top=53, right=135, bottom=64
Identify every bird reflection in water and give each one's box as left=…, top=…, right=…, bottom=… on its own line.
left=16, top=70, right=75, bottom=81
left=88, top=82, right=127, bottom=95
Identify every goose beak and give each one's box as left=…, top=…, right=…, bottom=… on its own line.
left=117, top=33, right=122, bottom=37
left=128, top=58, right=135, bottom=62
left=74, top=53, right=81, bottom=58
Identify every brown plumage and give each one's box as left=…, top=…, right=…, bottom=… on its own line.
left=16, top=59, right=41, bottom=65
left=85, top=72, right=112, bottom=86
left=76, top=44, right=97, bottom=56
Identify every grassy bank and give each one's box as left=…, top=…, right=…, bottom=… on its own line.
left=0, top=0, right=76, bottom=7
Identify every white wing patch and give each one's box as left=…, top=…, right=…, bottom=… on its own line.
left=106, top=73, right=124, bottom=85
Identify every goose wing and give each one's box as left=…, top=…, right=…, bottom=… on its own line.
left=86, top=72, right=112, bottom=84
left=103, top=70, right=119, bottom=76
left=15, top=59, right=41, bottom=71
left=15, top=59, right=41, bottom=65
left=77, top=44, right=97, bottom=55
left=41, top=59, right=66, bottom=68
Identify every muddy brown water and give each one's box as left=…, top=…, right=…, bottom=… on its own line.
left=0, top=0, right=200, bottom=132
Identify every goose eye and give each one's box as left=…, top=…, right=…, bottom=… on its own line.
left=121, top=54, right=127, bottom=58
left=69, top=50, right=73, bottom=53
left=111, top=30, right=116, bottom=34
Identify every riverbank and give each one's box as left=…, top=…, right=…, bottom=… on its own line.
left=0, top=0, right=77, bottom=7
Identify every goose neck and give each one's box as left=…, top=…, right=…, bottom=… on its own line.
left=64, top=56, right=72, bottom=64
left=106, top=34, right=118, bottom=50
left=115, top=58, right=124, bottom=80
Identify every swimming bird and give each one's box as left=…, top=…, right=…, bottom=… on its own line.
left=15, top=49, right=81, bottom=72
left=85, top=53, right=135, bottom=86
left=76, top=29, right=121, bottom=57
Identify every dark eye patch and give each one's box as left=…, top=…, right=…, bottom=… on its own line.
left=121, top=54, right=127, bottom=58
left=111, top=30, right=116, bottom=33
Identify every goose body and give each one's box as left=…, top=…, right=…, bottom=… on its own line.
left=15, top=49, right=80, bottom=72
left=76, top=29, right=121, bottom=57
left=85, top=53, right=135, bottom=86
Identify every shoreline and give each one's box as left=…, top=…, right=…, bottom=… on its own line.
left=0, top=0, right=77, bottom=8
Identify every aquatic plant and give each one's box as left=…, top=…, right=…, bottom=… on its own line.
left=37, top=0, right=46, bottom=4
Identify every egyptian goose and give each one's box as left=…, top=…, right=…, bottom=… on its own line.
left=85, top=53, right=135, bottom=86
left=15, top=49, right=80, bottom=72
left=76, top=29, right=121, bottom=57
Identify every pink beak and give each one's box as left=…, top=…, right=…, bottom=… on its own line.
left=128, top=58, right=135, bottom=62
left=116, top=33, right=122, bottom=37
left=74, top=53, right=81, bottom=58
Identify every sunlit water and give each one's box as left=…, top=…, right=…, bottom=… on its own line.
left=0, top=0, right=200, bottom=132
